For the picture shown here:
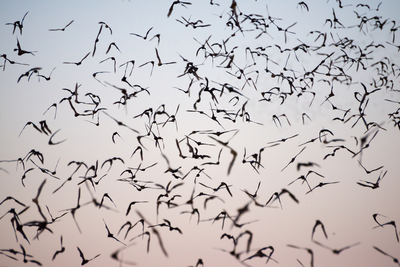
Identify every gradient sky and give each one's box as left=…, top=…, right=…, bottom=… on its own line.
left=1, top=0, right=400, bottom=266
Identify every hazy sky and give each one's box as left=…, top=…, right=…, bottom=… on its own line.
left=1, top=0, right=400, bottom=266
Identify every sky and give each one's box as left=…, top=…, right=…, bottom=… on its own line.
left=1, top=0, right=400, bottom=266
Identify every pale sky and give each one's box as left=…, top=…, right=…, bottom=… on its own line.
left=1, top=0, right=400, bottom=266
